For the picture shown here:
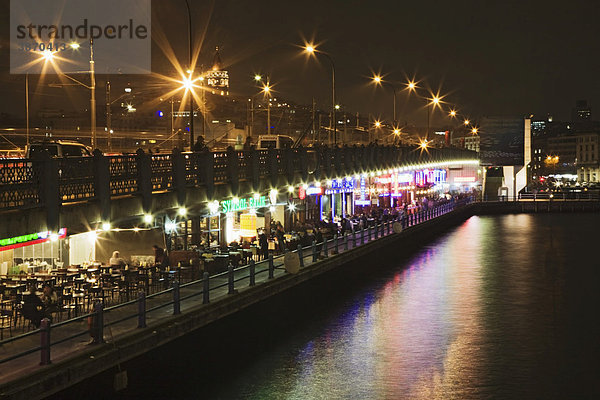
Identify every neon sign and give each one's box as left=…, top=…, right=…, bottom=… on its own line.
left=221, top=196, right=267, bottom=213
left=0, top=228, right=67, bottom=251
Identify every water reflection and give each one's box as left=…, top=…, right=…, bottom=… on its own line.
left=211, top=214, right=600, bottom=399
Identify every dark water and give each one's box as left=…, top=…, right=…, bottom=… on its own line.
left=61, top=214, right=600, bottom=399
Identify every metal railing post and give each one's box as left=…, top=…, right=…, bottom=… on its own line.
left=333, top=234, right=339, bottom=254
left=249, top=259, right=256, bottom=286
left=137, top=291, right=146, bottom=328
left=92, top=301, right=104, bottom=344
left=344, top=233, right=349, bottom=251
left=228, top=263, right=235, bottom=294
left=202, top=272, right=210, bottom=304
left=368, top=225, right=372, bottom=241
left=353, top=230, right=357, bottom=247
left=361, top=227, right=365, bottom=244
left=323, top=236, right=329, bottom=258
left=173, top=280, right=181, bottom=315
left=312, top=240, right=318, bottom=262
left=297, top=244, right=304, bottom=268
left=374, top=223, right=379, bottom=239
left=40, top=318, right=51, bottom=366
left=268, top=255, right=274, bottom=279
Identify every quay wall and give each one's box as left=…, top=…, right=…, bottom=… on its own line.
left=2, top=200, right=599, bottom=399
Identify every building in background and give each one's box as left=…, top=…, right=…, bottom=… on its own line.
left=576, top=133, right=599, bottom=183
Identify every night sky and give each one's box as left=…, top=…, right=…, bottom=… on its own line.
left=0, top=0, right=598, bottom=124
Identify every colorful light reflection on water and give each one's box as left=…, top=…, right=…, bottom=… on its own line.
left=202, top=214, right=600, bottom=399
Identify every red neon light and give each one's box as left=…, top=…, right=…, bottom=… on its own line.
left=298, top=187, right=306, bottom=200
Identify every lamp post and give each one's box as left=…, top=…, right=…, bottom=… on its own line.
left=426, top=95, right=440, bottom=141
left=46, top=40, right=97, bottom=148
left=254, top=75, right=272, bottom=135
left=25, top=73, right=29, bottom=147
left=304, top=45, right=336, bottom=146
left=184, top=0, right=194, bottom=149
left=90, top=39, right=96, bottom=149
left=372, top=75, right=398, bottom=126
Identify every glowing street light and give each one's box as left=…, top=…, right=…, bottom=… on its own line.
left=69, top=42, right=80, bottom=50
left=254, top=74, right=262, bottom=81
left=374, top=121, right=381, bottom=128
left=449, top=110, right=457, bottom=117
left=464, top=119, right=470, bottom=125
left=372, top=74, right=398, bottom=124
left=471, top=127, right=478, bottom=134
left=303, top=42, right=337, bottom=145
left=407, top=81, right=417, bottom=91
left=41, top=50, right=55, bottom=61
left=181, top=76, right=194, bottom=91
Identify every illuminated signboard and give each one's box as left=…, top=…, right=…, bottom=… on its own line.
left=330, top=178, right=354, bottom=191
left=0, top=228, right=67, bottom=251
left=221, top=196, right=267, bottom=213
left=454, top=176, right=476, bottom=183
left=306, top=187, right=323, bottom=195
left=397, top=173, right=414, bottom=183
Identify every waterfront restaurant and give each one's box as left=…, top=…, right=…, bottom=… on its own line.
left=0, top=228, right=67, bottom=275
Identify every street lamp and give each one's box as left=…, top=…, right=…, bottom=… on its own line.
left=46, top=40, right=97, bottom=148
left=371, top=74, right=399, bottom=126
left=183, top=0, right=195, bottom=149
left=304, top=43, right=337, bottom=145
left=262, top=81, right=272, bottom=135
left=426, top=95, right=441, bottom=141
left=253, top=75, right=273, bottom=135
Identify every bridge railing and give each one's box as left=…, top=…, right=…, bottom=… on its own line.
left=0, top=197, right=474, bottom=376
left=0, top=145, right=477, bottom=213
left=108, top=154, right=138, bottom=196
left=0, top=158, right=41, bottom=209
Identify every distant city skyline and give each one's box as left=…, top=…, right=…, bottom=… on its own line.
left=0, top=0, right=599, bottom=123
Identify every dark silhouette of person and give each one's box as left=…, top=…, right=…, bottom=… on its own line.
left=192, top=136, right=207, bottom=152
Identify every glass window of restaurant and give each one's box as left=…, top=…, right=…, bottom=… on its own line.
left=0, top=232, right=67, bottom=275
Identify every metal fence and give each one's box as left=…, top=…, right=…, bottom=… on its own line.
left=0, top=146, right=477, bottom=211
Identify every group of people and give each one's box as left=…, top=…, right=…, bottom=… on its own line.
left=21, top=284, right=58, bottom=328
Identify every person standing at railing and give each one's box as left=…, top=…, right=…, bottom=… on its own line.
left=40, top=284, right=58, bottom=322
left=258, top=230, right=269, bottom=260
left=192, top=136, right=207, bottom=152
left=153, top=245, right=167, bottom=269
left=276, top=223, right=285, bottom=253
